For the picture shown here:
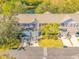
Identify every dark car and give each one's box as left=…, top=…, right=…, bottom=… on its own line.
left=76, top=32, right=79, bottom=37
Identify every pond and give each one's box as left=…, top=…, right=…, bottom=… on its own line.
left=22, top=30, right=39, bottom=40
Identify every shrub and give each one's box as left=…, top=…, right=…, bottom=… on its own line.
left=40, top=23, right=59, bottom=39
left=0, top=38, right=20, bottom=51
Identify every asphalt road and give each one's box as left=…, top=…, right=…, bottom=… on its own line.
left=0, top=47, right=79, bottom=59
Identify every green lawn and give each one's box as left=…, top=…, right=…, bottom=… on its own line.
left=0, top=39, right=20, bottom=52
left=38, top=39, right=63, bottom=47
left=0, top=54, right=16, bottom=59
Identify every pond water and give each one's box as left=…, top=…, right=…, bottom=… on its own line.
left=22, top=30, right=39, bottom=40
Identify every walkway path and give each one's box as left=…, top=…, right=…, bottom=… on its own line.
left=61, top=36, right=72, bottom=47
left=70, top=35, right=79, bottom=47
left=61, top=35, right=79, bottom=47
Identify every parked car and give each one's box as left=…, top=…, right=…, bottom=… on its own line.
left=76, top=32, right=79, bottom=37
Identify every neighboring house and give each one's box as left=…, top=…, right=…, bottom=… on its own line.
left=17, top=14, right=79, bottom=36
left=60, top=15, right=79, bottom=35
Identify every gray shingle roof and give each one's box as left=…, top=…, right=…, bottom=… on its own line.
left=17, top=14, right=79, bottom=23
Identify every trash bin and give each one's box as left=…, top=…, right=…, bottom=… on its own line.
left=63, top=46, right=68, bottom=48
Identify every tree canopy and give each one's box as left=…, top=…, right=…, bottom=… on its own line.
left=35, top=0, right=79, bottom=13
left=1, top=0, right=78, bottom=14
left=0, top=0, right=23, bottom=15
left=0, top=0, right=23, bottom=38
